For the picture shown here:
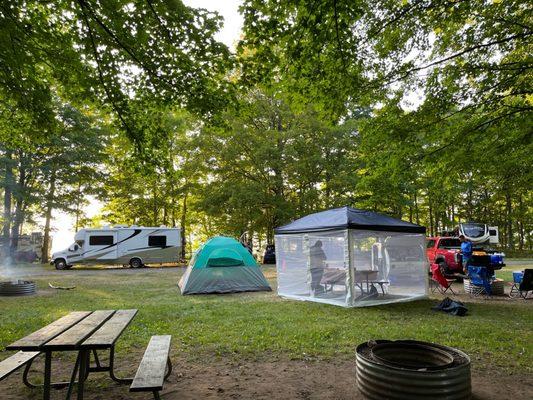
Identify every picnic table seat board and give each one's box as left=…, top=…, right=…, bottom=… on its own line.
left=0, top=351, right=40, bottom=381
left=43, top=310, right=115, bottom=350
left=7, top=311, right=91, bottom=351
left=82, top=309, right=138, bottom=349
left=130, top=335, right=172, bottom=397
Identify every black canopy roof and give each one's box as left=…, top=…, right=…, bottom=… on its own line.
left=274, top=206, right=426, bottom=234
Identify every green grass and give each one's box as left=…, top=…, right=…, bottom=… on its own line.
left=1, top=264, right=532, bottom=373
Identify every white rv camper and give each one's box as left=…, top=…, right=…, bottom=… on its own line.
left=51, top=226, right=181, bottom=269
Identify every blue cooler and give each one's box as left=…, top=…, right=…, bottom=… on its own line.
left=512, top=270, right=524, bottom=284
left=490, top=253, right=504, bottom=266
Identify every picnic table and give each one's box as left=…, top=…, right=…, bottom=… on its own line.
left=353, top=270, right=389, bottom=296
left=2, top=309, right=172, bottom=400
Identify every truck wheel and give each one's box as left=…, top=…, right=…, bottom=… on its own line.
left=130, top=258, right=143, bottom=268
left=54, top=259, right=67, bottom=270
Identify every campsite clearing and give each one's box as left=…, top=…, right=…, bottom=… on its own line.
left=0, top=263, right=532, bottom=399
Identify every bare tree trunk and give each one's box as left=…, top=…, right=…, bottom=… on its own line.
left=466, top=183, right=473, bottom=221
left=180, top=191, right=188, bottom=260
left=42, top=168, right=56, bottom=263
left=10, top=157, right=26, bottom=256
left=2, top=150, right=13, bottom=246
left=162, top=204, right=168, bottom=226
left=152, top=182, right=158, bottom=226
left=505, top=191, right=513, bottom=250
left=414, top=190, right=420, bottom=225
left=451, top=203, right=455, bottom=226
left=74, top=177, right=82, bottom=231
left=409, top=193, right=413, bottom=223
left=517, top=194, right=524, bottom=251
left=428, top=194, right=434, bottom=237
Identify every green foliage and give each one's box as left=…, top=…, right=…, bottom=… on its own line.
left=195, top=89, right=360, bottom=242
left=237, top=0, right=532, bottom=247
left=0, top=0, right=233, bottom=143
left=0, top=0, right=531, bottom=252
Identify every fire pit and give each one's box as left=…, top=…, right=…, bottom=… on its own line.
left=0, top=280, right=36, bottom=296
left=356, top=340, right=471, bottom=399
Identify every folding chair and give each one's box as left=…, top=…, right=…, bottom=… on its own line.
left=430, top=263, right=456, bottom=295
left=510, top=269, right=533, bottom=299
left=467, top=266, right=492, bottom=297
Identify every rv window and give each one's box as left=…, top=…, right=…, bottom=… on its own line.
left=89, top=235, right=114, bottom=246
left=148, top=236, right=167, bottom=247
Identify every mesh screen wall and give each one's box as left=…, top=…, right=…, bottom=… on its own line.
left=275, top=229, right=427, bottom=307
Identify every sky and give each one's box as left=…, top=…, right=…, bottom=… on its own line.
left=49, top=1, right=244, bottom=253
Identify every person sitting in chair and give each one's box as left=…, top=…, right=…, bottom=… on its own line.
left=310, top=240, right=327, bottom=295
left=459, top=235, right=472, bottom=273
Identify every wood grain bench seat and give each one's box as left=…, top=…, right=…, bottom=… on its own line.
left=130, top=335, right=172, bottom=400
left=0, top=351, right=40, bottom=381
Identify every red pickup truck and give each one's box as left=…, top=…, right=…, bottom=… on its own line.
left=426, top=237, right=463, bottom=274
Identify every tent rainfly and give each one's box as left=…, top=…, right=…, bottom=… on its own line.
left=274, top=206, right=428, bottom=307
left=179, top=236, right=271, bottom=294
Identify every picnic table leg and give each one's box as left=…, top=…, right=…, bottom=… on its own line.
left=22, top=357, right=38, bottom=388
left=165, top=356, right=173, bottom=380
left=43, top=351, right=52, bottom=400
left=77, top=350, right=88, bottom=400
left=21, top=352, right=81, bottom=392
left=65, top=352, right=82, bottom=400
left=108, top=345, right=133, bottom=384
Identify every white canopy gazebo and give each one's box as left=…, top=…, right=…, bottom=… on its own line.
left=274, top=206, right=428, bottom=307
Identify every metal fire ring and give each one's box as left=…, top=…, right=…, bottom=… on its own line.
left=370, top=341, right=454, bottom=370
left=356, top=340, right=471, bottom=400
left=0, top=280, right=36, bottom=296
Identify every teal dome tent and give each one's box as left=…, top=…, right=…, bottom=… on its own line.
left=178, top=236, right=271, bottom=294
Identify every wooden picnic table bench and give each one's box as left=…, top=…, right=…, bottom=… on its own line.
left=2, top=309, right=172, bottom=400
left=130, top=335, right=172, bottom=400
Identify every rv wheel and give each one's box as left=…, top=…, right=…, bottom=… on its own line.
left=130, top=258, right=143, bottom=268
left=54, top=259, right=67, bottom=270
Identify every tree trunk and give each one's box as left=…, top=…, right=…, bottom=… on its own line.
left=428, top=194, right=434, bottom=237
left=466, top=182, right=473, bottom=221
left=518, top=194, right=524, bottom=251
left=9, top=157, right=26, bottom=256
left=414, top=190, right=420, bottom=225
left=42, top=168, right=56, bottom=263
left=505, top=191, right=513, bottom=250
left=180, top=190, right=188, bottom=260
left=162, top=204, right=168, bottom=226
left=2, top=150, right=13, bottom=248
left=152, top=182, right=158, bottom=226
left=74, top=178, right=82, bottom=231
left=408, top=193, right=413, bottom=223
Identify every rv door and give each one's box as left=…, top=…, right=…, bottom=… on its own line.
left=488, top=226, right=499, bottom=245
left=85, top=231, right=118, bottom=262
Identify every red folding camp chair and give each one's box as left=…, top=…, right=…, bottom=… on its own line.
left=430, top=263, right=456, bottom=295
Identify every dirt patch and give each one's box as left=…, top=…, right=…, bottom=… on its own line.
left=2, top=355, right=531, bottom=399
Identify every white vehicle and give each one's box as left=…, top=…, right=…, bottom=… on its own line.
left=51, top=226, right=181, bottom=270
left=457, top=223, right=499, bottom=246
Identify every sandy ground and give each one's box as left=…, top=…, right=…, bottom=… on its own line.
left=2, top=354, right=532, bottom=399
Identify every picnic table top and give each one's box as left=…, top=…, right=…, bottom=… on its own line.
left=7, top=309, right=138, bottom=352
